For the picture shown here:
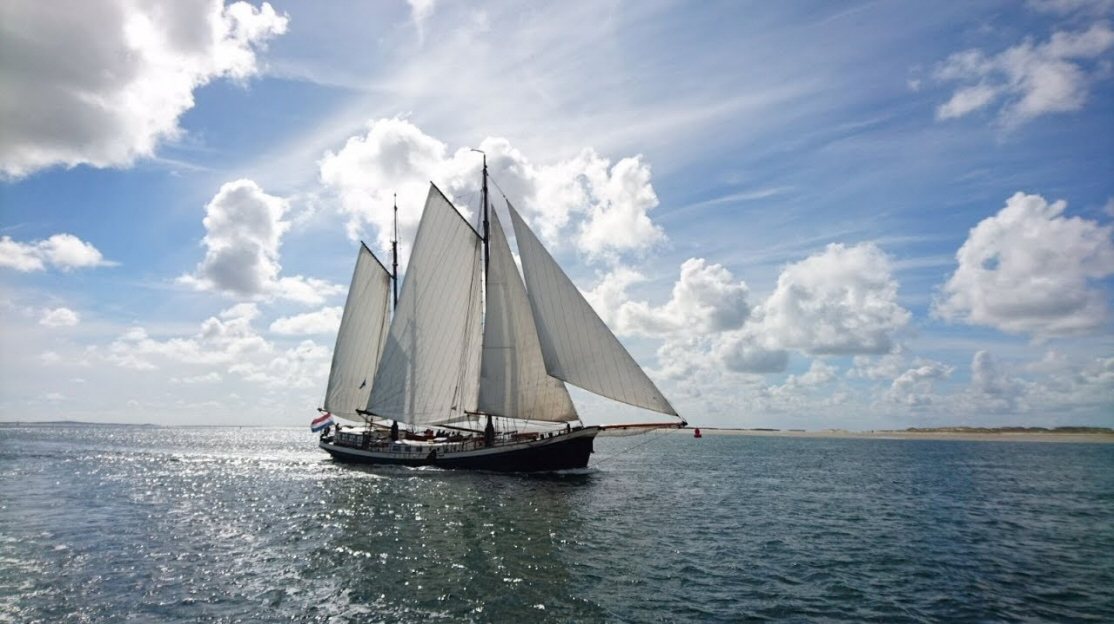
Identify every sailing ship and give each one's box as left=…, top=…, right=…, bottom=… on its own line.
left=317, top=158, right=684, bottom=472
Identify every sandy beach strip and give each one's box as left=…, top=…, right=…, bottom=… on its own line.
left=680, top=428, right=1114, bottom=443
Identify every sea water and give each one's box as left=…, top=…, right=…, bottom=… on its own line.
left=1, top=425, right=1112, bottom=622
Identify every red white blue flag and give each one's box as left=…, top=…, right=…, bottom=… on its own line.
left=311, top=412, right=334, bottom=432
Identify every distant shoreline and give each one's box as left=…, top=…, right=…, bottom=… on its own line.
left=3, top=421, right=1112, bottom=443
left=682, top=427, right=1114, bottom=443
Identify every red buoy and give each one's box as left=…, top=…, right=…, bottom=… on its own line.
left=693, top=428, right=702, bottom=438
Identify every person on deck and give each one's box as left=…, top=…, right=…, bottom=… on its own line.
left=390, top=420, right=399, bottom=442
left=484, top=415, right=495, bottom=447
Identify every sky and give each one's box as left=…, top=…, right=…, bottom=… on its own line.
left=1, top=0, right=1112, bottom=430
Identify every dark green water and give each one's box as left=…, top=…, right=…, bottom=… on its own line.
left=2, top=425, right=1112, bottom=622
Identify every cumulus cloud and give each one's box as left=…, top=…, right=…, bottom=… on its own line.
left=40, top=307, right=80, bottom=327
left=933, top=21, right=1114, bottom=126
left=597, top=245, right=908, bottom=380
left=180, top=179, right=344, bottom=304
left=228, top=339, right=329, bottom=389
left=759, top=243, right=910, bottom=356
left=592, top=258, right=751, bottom=338
left=107, top=303, right=271, bottom=370
left=318, top=118, right=666, bottom=263
left=269, top=307, right=343, bottom=335
left=0, top=234, right=115, bottom=272
left=934, top=192, right=1114, bottom=337
left=100, top=301, right=331, bottom=390
left=0, top=0, right=288, bottom=178
left=785, top=360, right=838, bottom=388
left=886, top=358, right=954, bottom=405
left=713, top=330, right=790, bottom=374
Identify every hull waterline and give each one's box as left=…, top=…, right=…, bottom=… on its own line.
left=320, top=426, right=598, bottom=473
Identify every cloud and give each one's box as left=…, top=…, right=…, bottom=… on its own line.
left=408, top=0, right=437, bottom=40
left=317, top=118, right=666, bottom=262
left=934, top=192, right=1114, bottom=336
left=594, top=258, right=751, bottom=338
left=106, top=303, right=271, bottom=370
left=713, top=331, right=790, bottom=374
left=180, top=179, right=344, bottom=304
left=0, top=0, right=288, bottom=178
left=758, top=243, right=911, bottom=356
left=171, top=372, right=222, bottom=384
left=269, top=307, right=343, bottom=335
left=40, top=307, right=80, bottom=327
left=886, top=358, right=954, bottom=405
left=0, top=234, right=115, bottom=272
left=786, top=360, right=839, bottom=387
left=228, top=339, right=329, bottom=389
left=932, top=21, right=1114, bottom=126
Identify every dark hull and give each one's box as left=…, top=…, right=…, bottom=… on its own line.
left=320, top=427, right=597, bottom=473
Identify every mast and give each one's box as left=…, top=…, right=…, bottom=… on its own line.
left=391, top=193, right=399, bottom=310
left=481, top=154, right=490, bottom=272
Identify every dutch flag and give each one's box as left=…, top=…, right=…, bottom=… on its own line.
left=311, top=412, right=335, bottom=432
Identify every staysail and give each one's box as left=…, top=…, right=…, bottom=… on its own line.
left=365, top=185, right=484, bottom=427
left=479, top=208, right=578, bottom=422
left=323, top=243, right=392, bottom=422
left=507, top=201, right=678, bottom=417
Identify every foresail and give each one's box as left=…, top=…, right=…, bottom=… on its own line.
left=323, top=244, right=392, bottom=422
left=507, top=201, right=678, bottom=417
left=479, top=208, right=578, bottom=423
left=366, top=185, right=484, bottom=427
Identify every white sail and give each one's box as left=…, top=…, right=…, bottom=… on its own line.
left=366, top=185, right=484, bottom=427
left=479, top=208, right=578, bottom=422
left=323, top=244, right=392, bottom=422
left=507, top=201, right=678, bottom=417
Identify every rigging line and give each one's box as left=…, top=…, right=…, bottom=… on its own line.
left=592, top=427, right=676, bottom=466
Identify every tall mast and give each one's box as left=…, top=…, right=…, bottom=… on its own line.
left=481, top=154, right=490, bottom=272
left=391, top=193, right=399, bottom=310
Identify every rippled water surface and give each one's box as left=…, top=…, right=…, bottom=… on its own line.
left=2, top=425, right=1113, bottom=622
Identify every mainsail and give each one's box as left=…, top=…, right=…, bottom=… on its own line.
left=365, top=185, right=484, bottom=427
left=507, top=201, right=678, bottom=417
left=478, top=208, right=578, bottom=422
left=323, top=243, right=392, bottom=422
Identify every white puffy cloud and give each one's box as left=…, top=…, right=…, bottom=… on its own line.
left=598, top=245, right=907, bottom=379
left=228, top=339, right=329, bottom=389
left=40, top=307, right=80, bottom=327
left=106, top=303, right=271, bottom=370
left=269, top=307, right=343, bottom=335
left=849, top=347, right=909, bottom=380
left=933, top=22, right=1114, bottom=126
left=0, top=0, right=288, bottom=178
left=592, top=258, right=751, bottom=338
left=759, top=243, right=911, bottom=356
left=180, top=179, right=344, bottom=304
left=966, top=350, right=1026, bottom=412
left=713, top=330, right=790, bottom=374
left=97, top=302, right=331, bottom=392
left=317, top=118, right=665, bottom=262
left=0, top=234, right=115, bottom=272
left=786, top=360, right=838, bottom=387
left=934, top=192, right=1114, bottom=336
left=886, top=358, right=954, bottom=405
